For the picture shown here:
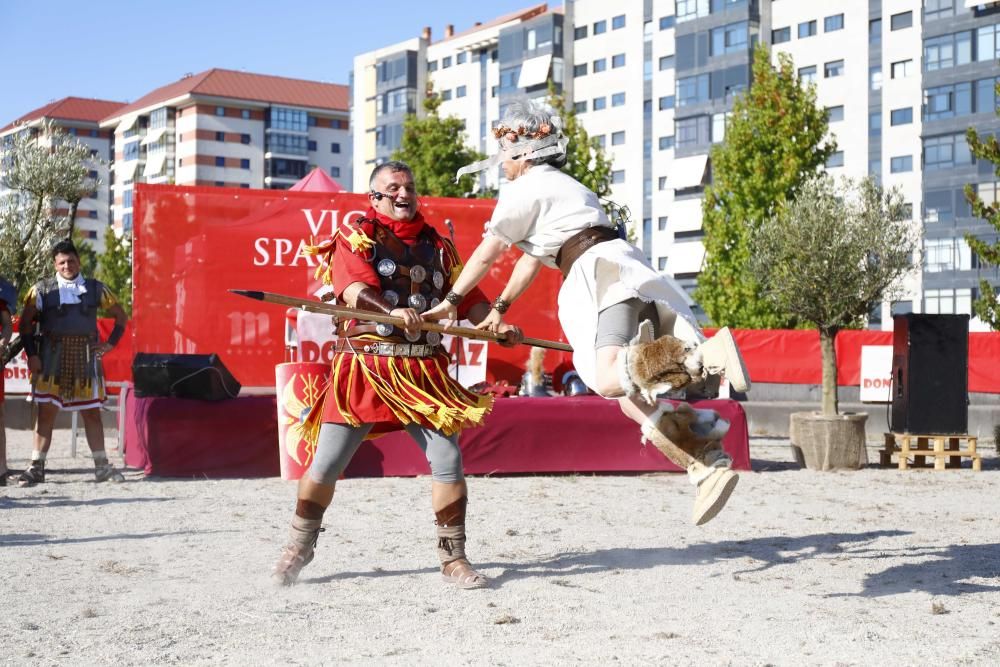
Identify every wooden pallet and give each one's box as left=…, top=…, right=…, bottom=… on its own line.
left=880, top=433, right=982, bottom=471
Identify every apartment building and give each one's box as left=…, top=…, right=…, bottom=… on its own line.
left=99, top=69, right=350, bottom=233
left=0, top=97, right=126, bottom=250
left=351, top=3, right=557, bottom=192
left=353, top=0, right=1000, bottom=328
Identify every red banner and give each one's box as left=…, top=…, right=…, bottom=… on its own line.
left=132, top=185, right=570, bottom=389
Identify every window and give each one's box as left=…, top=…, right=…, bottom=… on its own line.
left=676, top=0, right=709, bottom=22
left=122, top=213, right=133, bottom=231
left=659, top=95, right=676, bottom=110
left=869, top=18, right=882, bottom=44
left=593, top=135, right=606, bottom=149
left=924, top=240, right=973, bottom=274
left=241, top=109, right=251, bottom=120
left=890, top=11, right=912, bottom=31
left=593, top=58, right=607, bottom=73
left=824, top=14, right=844, bottom=32
left=710, top=21, right=748, bottom=55
left=925, top=31, right=973, bottom=71
left=612, top=131, right=625, bottom=145
left=799, top=65, right=817, bottom=85
left=890, top=155, right=913, bottom=173
left=123, top=189, right=133, bottom=209
left=215, top=131, right=225, bottom=141
left=330, top=166, right=341, bottom=178
left=593, top=96, right=607, bottom=110
left=241, top=134, right=251, bottom=145
left=659, top=15, right=676, bottom=30
left=924, top=133, right=974, bottom=171
left=457, top=52, right=467, bottom=65
left=676, top=115, right=711, bottom=148
left=824, top=60, right=844, bottom=78
left=890, top=107, right=913, bottom=125
left=308, top=116, right=317, bottom=127
left=442, top=56, right=452, bottom=69
left=331, top=142, right=341, bottom=153
left=612, top=14, right=625, bottom=29
left=658, top=257, right=668, bottom=271
left=123, top=141, right=139, bottom=161
left=978, top=24, right=1000, bottom=62
left=658, top=177, right=668, bottom=190
left=870, top=66, right=882, bottom=90
left=574, top=63, right=588, bottom=77
left=772, top=27, right=790, bottom=44
left=658, top=216, right=668, bottom=231
left=441, top=89, right=452, bottom=101
left=215, top=106, right=226, bottom=116
left=240, top=158, right=250, bottom=169
left=925, top=82, right=973, bottom=120
left=307, top=140, right=317, bottom=151
left=925, top=0, right=956, bottom=21
left=677, top=73, right=710, bottom=106
left=612, top=170, right=625, bottom=184
left=427, top=60, right=438, bottom=72
left=659, top=55, right=675, bottom=70
left=612, top=92, right=626, bottom=107
left=798, top=20, right=817, bottom=39
left=594, top=20, right=606, bottom=35
left=574, top=101, right=587, bottom=113
left=712, top=112, right=729, bottom=143
left=456, top=85, right=467, bottom=98
left=890, top=60, right=911, bottom=79
left=827, top=105, right=844, bottom=122
left=659, top=135, right=675, bottom=150
left=644, top=98, right=652, bottom=117
left=215, top=156, right=225, bottom=167
left=271, top=107, right=308, bottom=132
left=869, top=112, right=882, bottom=137
left=612, top=53, right=626, bottom=68
left=975, top=76, right=1000, bottom=114
left=575, top=25, right=587, bottom=40
left=826, top=151, right=844, bottom=168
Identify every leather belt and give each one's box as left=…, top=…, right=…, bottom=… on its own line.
left=555, top=226, right=620, bottom=277
left=334, top=339, right=440, bottom=357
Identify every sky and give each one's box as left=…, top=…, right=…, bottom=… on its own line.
left=0, top=0, right=546, bottom=124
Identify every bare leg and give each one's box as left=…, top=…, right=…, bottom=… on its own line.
left=431, top=479, right=467, bottom=513
left=33, top=402, right=59, bottom=455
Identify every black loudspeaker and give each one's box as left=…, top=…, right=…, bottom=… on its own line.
left=132, top=353, right=241, bottom=401
left=890, top=314, right=969, bottom=434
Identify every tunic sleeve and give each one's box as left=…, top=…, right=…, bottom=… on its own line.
left=485, top=184, right=541, bottom=247
left=98, top=283, right=120, bottom=309
left=330, top=228, right=380, bottom=298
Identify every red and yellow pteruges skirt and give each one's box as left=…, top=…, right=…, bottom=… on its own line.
left=302, top=344, right=494, bottom=444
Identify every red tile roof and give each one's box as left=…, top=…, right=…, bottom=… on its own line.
left=439, top=3, right=548, bottom=44
left=1, top=97, right=126, bottom=134
left=102, top=68, right=349, bottom=124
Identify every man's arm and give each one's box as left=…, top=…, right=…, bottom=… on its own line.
left=341, top=281, right=421, bottom=335
left=93, top=302, right=128, bottom=355
left=20, top=299, right=40, bottom=373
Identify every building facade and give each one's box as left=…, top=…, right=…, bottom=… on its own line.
left=0, top=97, right=126, bottom=250
left=351, top=1, right=1000, bottom=330
left=99, top=69, right=351, bottom=233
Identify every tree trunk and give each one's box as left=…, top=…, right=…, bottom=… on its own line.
left=820, top=328, right=839, bottom=415
left=67, top=199, right=79, bottom=237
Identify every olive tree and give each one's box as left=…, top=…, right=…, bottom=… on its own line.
left=0, top=119, right=102, bottom=299
left=750, top=175, right=918, bottom=415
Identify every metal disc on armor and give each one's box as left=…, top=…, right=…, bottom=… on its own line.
left=382, top=290, right=400, bottom=307
left=426, top=331, right=442, bottom=345
left=375, top=323, right=394, bottom=336
left=430, top=298, right=441, bottom=308
left=407, top=293, right=427, bottom=312
left=377, top=258, right=397, bottom=277
left=409, top=265, right=427, bottom=283
left=404, top=330, right=422, bottom=342
left=432, top=271, right=445, bottom=289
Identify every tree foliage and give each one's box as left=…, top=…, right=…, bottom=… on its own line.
left=392, top=90, right=487, bottom=198
left=97, top=228, right=133, bottom=315
left=750, top=175, right=917, bottom=415
left=696, top=44, right=837, bottom=329
left=963, top=90, right=1000, bottom=330
left=0, top=119, right=102, bottom=300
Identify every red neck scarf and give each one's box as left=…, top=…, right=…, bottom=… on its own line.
left=365, top=207, right=429, bottom=244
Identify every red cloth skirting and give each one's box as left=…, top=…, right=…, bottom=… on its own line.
left=123, top=391, right=750, bottom=478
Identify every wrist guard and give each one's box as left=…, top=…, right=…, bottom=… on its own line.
left=355, top=287, right=394, bottom=315
left=492, top=296, right=511, bottom=314
left=445, top=291, right=464, bottom=306
left=107, top=323, right=126, bottom=347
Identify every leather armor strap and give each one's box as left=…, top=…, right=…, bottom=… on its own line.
left=354, top=287, right=394, bottom=315
left=555, top=226, right=620, bottom=277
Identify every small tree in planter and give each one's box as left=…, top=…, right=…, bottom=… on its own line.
left=750, top=175, right=918, bottom=469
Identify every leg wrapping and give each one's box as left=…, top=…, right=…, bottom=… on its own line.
left=619, top=322, right=700, bottom=404
left=640, top=402, right=730, bottom=470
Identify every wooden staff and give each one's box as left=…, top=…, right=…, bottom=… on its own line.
left=229, top=289, right=573, bottom=352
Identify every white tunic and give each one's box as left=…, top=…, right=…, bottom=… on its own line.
left=486, top=165, right=704, bottom=391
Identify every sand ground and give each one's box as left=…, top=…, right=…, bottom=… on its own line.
left=1, top=426, right=999, bottom=666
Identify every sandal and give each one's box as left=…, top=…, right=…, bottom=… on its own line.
left=442, top=559, right=489, bottom=589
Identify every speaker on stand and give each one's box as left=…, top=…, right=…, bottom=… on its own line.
left=132, top=353, right=241, bottom=401
left=890, top=314, right=969, bottom=434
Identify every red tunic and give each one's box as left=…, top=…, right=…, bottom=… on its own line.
left=304, top=209, right=493, bottom=440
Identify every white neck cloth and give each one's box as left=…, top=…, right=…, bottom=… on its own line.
left=56, top=273, right=87, bottom=305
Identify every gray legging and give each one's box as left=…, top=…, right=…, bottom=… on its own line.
left=594, top=298, right=661, bottom=348
left=307, top=422, right=464, bottom=485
